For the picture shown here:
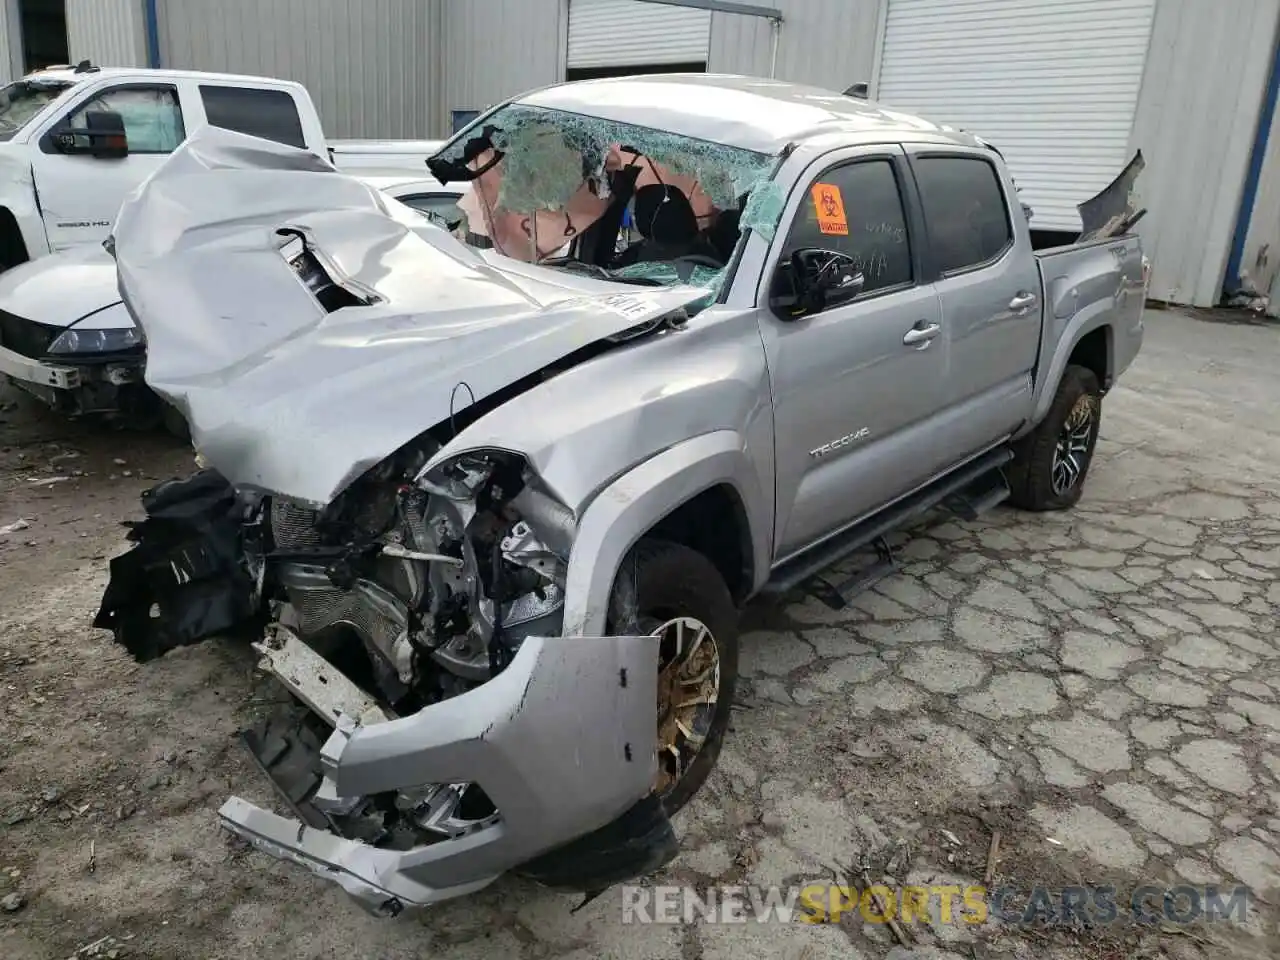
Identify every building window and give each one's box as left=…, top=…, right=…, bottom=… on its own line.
left=565, top=61, right=706, bottom=82
left=451, top=110, right=480, bottom=134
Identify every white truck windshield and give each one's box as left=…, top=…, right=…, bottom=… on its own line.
left=0, top=79, right=72, bottom=140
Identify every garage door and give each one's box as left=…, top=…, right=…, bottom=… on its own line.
left=567, top=0, right=711, bottom=70
left=876, top=0, right=1156, bottom=231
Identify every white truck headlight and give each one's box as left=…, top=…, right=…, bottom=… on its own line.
left=46, top=327, right=141, bottom=355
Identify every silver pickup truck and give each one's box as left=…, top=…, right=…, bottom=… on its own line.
left=93, top=74, right=1146, bottom=917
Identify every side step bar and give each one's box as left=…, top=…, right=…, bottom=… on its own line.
left=762, top=447, right=1014, bottom=603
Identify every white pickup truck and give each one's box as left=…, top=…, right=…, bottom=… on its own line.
left=0, top=61, right=440, bottom=269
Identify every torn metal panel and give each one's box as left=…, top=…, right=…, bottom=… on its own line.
left=1078, top=150, right=1146, bottom=242
left=252, top=626, right=390, bottom=728
left=219, top=632, right=671, bottom=913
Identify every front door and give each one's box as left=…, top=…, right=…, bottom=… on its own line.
left=30, top=83, right=187, bottom=252
left=756, top=147, right=950, bottom=560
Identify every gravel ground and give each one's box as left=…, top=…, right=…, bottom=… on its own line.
left=1, top=307, right=1278, bottom=960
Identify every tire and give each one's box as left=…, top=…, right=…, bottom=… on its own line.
left=607, top=539, right=740, bottom=817
left=160, top=402, right=190, bottom=441
left=1006, top=364, right=1102, bottom=511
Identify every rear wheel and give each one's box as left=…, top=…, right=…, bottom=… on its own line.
left=1007, top=364, right=1102, bottom=511
left=607, top=539, right=740, bottom=816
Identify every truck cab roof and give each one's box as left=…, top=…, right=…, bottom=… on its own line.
left=22, top=62, right=309, bottom=92
left=518, top=72, right=983, bottom=155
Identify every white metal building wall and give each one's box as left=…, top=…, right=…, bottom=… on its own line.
left=0, top=0, right=17, bottom=82
left=442, top=0, right=565, bottom=125
left=1226, top=11, right=1280, bottom=312
left=156, top=0, right=442, bottom=139
left=708, top=0, right=882, bottom=91
left=66, top=0, right=148, bottom=68
left=1126, top=0, right=1280, bottom=307
left=876, top=0, right=1156, bottom=232
left=567, top=0, right=711, bottom=69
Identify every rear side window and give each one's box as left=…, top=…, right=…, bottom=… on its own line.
left=199, top=85, right=305, bottom=149
left=913, top=156, right=1013, bottom=274
left=779, top=158, right=913, bottom=297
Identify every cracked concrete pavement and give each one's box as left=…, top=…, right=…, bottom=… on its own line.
left=1, top=307, right=1278, bottom=959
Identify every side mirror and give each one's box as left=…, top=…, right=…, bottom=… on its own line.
left=771, top=248, right=866, bottom=318
left=53, top=110, right=128, bottom=159
left=844, top=81, right=870, bottom=99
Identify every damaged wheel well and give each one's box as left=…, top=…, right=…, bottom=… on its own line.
left=645, top=484, right=752, bottom=604
left=0, top=208, right=28, bottom=270
left=1068, top=327, right=1111, bottom=391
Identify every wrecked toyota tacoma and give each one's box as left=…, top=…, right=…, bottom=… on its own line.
left=93, top=74, right=1147, bottom=916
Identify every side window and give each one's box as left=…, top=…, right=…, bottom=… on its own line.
left=913, top=156, right=1013, bottom=274
left=65, top=86, right=185, bottom=154
left=199, top=85, right=306, bottom=149
left=778, top=158, right=912, bottom=298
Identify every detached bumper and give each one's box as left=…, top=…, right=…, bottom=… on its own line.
left=219, top=631, right=671, bottom=915
left=0, top=342, right=82, bottom=389
left=0, top=341, right=145, bottom=416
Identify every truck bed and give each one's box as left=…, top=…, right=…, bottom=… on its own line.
left=1034, top=233, right=1146, bottom=389
left=328, top=139, right=445, bottom=171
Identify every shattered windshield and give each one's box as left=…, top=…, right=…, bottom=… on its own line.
left=0, top=79, right=72, bottom=140
left=431, top=103, right=786, bottom=310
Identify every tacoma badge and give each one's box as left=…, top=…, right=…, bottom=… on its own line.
left=809, top=428, right=870, bottom=458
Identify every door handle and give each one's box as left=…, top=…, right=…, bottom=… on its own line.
left=1009, top=291, right=1038, bottom=311
left=903, top=322, right=941, bottom=346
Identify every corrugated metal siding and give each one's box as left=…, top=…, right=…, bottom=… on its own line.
left=442, top=0, right=564, bottom=118
left=567, top=0, right=710, bottom=69
left=157, top=0, right=441, bottom=139
left=0, top=0, right=16, bottom=83
left=707, top=10, right=772, bottom=78
left=1127, top=0, right=1280, bottom=306
left=709, top=0, right=882, bottom=91
left=876, top=0, right=1156, bottom=232
left=66, top=0, right=148, bottom=67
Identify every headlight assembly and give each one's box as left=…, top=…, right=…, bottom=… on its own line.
left=46, top=326, right=141, bottom=355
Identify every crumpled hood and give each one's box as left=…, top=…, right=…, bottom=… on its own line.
left=0, top=243, right=124, bottom=329
left=112, top=126, right=710, bottom=506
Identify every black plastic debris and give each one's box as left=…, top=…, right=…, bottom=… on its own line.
left=93, top=469, right=263, bottom=662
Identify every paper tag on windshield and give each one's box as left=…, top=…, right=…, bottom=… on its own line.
left=811, top=183, right=849, bottom=236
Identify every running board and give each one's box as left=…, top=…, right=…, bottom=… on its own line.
left=805, top=536, right=897, bottom=611
left=762, top=447, right=1014, bottom=600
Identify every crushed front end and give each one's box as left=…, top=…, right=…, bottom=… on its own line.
left=95, top=448, right=674, bottom=915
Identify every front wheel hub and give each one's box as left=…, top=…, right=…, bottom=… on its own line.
left=647, top=616, right=721, bottom=796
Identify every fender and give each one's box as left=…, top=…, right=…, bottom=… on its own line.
left=1028, top=298, right=1114, bottom=429
left=0, top=153, right=52, bottom=262
left=561, top=430, right=770, bottom=637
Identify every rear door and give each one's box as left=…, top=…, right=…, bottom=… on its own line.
left=29, top=82, right=187, bottom=251
left=756, top=145, right=951, bottom=560
left=905, top=147, right=1042, bottom=454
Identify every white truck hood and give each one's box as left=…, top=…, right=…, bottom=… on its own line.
left=111, top=127, right=711, bottom=507
left=0, top=243, right=128, bottom=329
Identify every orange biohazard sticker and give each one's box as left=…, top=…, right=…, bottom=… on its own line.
left=810, top=182, right=849, bottom=236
